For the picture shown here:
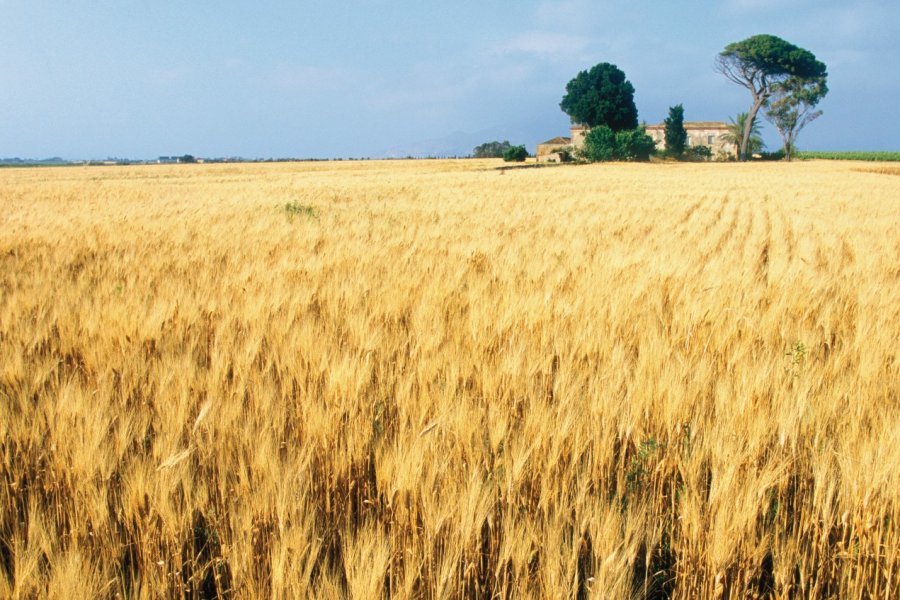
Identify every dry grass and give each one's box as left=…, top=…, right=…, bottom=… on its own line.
left=854, top=164, right=900, bottom=177
left=1, top=159, right=898, bottom=598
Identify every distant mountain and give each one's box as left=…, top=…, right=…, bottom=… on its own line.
left=0, top=157, right=69, bottom=165
left=383, top=131, right=479, bottom=159
left=381, top=117, right=570, bottom=159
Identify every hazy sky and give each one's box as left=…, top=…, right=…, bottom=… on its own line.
left=1, top=0, right=896, bottom=159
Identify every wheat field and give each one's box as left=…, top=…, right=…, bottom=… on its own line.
left=1, top=159, right=898, bottom=599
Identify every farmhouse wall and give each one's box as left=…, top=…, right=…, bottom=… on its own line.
left=645, top=122, right=736, bottom=157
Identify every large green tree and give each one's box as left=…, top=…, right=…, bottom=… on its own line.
left=716, top=34, right=827, bottom=160
left=560, top=63, right=638, bottom=131
left=664, top=104, right=688, bottom=158
left=764, top=76, right=827, bottom=161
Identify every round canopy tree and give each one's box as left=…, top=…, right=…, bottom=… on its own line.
left=764, top=76, right=828, bottom=161
left=560, top=63, right=638, bottom=131
left=716, top=34, right=827, bottom=160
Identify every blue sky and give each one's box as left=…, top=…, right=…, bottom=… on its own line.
left=1, top=0, right=897, bottom=159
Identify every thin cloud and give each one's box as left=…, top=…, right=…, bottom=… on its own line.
left=262, top=63, right=351, bottom=92
left=534, top=0, right=599, bottom=30
left=821, top=49, right=865, bottom=69
left=492, top=31, right=591, bottom=59
left=146, top=65, right=194, bottom=86
left=726, top=0, right=785, bottom=10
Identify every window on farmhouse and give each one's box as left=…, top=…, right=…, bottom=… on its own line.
left=708, top=135, right=715, bottom=145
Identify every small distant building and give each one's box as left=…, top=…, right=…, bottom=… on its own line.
left=536, top=121, right=736, bottom=161
left=535, top=136, right=572, bottom=163
left=536, top=125, right=587, bottom=162
left=644, top=121, right=735, bottom=157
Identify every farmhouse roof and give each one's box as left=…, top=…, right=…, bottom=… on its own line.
left=540, top=136, right=572, bottom=145
left=646, top=121, right=729, bottom=130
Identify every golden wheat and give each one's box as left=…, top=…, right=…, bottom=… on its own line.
left=1, top=159, right=898, bottom=598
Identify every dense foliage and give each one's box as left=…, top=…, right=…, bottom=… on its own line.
left=798, top=151, right=900, bottom=161
left=502, top=145, right=528, bottom=162
left=580, top=126, right=656, bottom=162
left=684, top=145, right=713, bottom=161
left=560, top=63, right=638, bottom=131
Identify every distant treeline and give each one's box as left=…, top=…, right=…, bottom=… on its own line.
left=798, top=151, right=900, bottom=161
left=0, top=158, right=69, bottom=167
left=0, top=157, right=370, bottom=167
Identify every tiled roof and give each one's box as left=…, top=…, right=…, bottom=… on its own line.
left=645, top=121, right=729, bottom=130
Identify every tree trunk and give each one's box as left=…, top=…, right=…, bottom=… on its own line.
left=776, top=129, right=790, bottom=161
left=740, top=95, right=765, bottom=161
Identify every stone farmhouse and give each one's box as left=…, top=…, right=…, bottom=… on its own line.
left=644, top=121, right=735, bottom=157
left=536, top=122, right=735, bottom=162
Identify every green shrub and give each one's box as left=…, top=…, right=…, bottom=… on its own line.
left=756, top=149, right=786, bottom=161
left=580, top=126, right=617, bottom=162
left=615, top=128, right=656, bottom=161
left=502, top=145, right=528, bottom=162
left=580, top=126, right=655, bottom=162
left=283, top=202, right=317, bottom=219
left=684, top=145, right=713, bottom=161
